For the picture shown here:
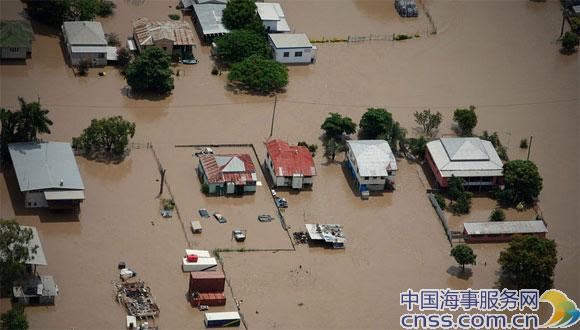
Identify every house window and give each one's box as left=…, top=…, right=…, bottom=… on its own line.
left=283, top=52, right=289, bottom=57
left=98, top=53, right=105, bottom=58
left=9, top=47, right=19, bottom=52
left=163, top=47, right=167, bottom=51
left=294, top=51, right=303, bottom=57
left=364, top=176, right=369, bottom=180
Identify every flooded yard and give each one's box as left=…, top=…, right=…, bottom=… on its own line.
left=1, top=0, right=578, bottom=328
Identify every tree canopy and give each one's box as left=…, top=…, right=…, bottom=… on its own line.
left=72, top=116, right=136, bottom=159
left=321, top=113, right=357, bottom=139
left=0, top=220, right=36, bottom=296
left=222, top=0, right=264, bottom=33
left=448, top=176, right=472, bottom=215
left=450, top=244, right=476, bottom=272
left=215, top=30, right=271, bottom=64
left=453, top=106, right=477, bottom=136
left=125, top=47, right=174, bottom=94
left=561, top=32, right=579, bottom=54
left=1, top=305, right=28, bottom=330
left=228, top=55, right=288, bottom=94
left=0, top=98, right=53, bottom=160
left=414, top=109, right=442, bottom=136
left=26, top=0, right=114, bottom=28
left=499, top=160, right=543, bottom=206
left=359, top=108, right=406, bottom=151
left=498, top=235, right=557, bottom=292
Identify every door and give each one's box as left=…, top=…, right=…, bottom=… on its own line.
left=292, top=174, right=303, bottom=189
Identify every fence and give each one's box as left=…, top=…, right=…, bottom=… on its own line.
left=347, top=30, right=431, bottom=43
left=427, top=192, right=453, bottom=246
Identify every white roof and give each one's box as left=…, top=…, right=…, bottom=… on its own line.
left=185, top=249, right=210, bottom=258
left=70, top=45, right=107, bottom=53
left=426, top=138, right=503, bottom=178
left=8, top=142, right=85, bottom=192
left=205, top=312, right=241, bottom=321
left=256, top=3, right=290, bottom=32
left=24, top=226, right=47, bottom=266
left=191, top=221, right=202, bottom=230
left=62, top=21, right=106, bottom=46
left=305, top=224, right=346, bottom=244
left=347, top=140, right=397, bottom=177
left=464, top=221, right=548, bottom=235
left=269, top=33, right=312, bottom=49
left=44, top=190, right=85, bottom=201
left=106, top=46, right=118, bottom=60
left=127, top=39, right=137, bottom=51
left=193, top=3, right=229, bottom=35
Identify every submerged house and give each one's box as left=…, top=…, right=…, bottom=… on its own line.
left=133, top=18, right=195, bottom=56
left=198, top=154, right=257, bottom=195
left=62, top=21, right=108, bottom=67
left=268, top=33, right=316, bottom=64
left=8, top=142, right=85, bottom=210
left=0, top=20, right=34, bottom=59
left=425, top=137, right=503, bottom=188
left=346, top=140, right=398, bottom=194
left=256, top=3, right=290, bottom=33
left=265, top=139, right=316, bottom=189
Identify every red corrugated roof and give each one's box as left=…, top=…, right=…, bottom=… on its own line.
left=266, top=140, right=316, bottom=177
left=199, top=154, right=256, bottom=185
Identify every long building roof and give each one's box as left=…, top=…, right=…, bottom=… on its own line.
left=192, top=3, right=229, bottom=36
left=8, top=142, right=84, bottom=192
left=266, top=139, right=316, bottom=177
left=463, top=220, right=548, bottom=235
left=268, top=33, right=312, bottom=49
left=133, top=18, right=195, bottom=46
left=426, top=137, right=503, bottom=178
left=347, top=140, right=397, bottom=177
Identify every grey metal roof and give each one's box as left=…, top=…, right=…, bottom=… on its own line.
left=256, top=3, right=290, bottom=32
left=426, top=138, right=503, bottom=178
left=464, top=220, right=548, bottom=235
left=70, top=45, right=107, bottom=53
left=8, top=142, right=85, bottom=192
left=192, top=3, right=229, bottom=36
left=347, top=140, right=397, bottom=177
left=62, top=21, right=106, bottom=46
left=23, top=226, right=47, bottom=266
left=269, top=33, right=312, bottom=49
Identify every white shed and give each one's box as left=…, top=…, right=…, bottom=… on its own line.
left=268, top=33, right=316, bottom=64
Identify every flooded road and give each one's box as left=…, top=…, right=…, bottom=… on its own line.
left=1, top=0, right=578, bottom=328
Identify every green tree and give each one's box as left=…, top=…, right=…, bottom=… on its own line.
left=72, top=116, right=136, bottom=158
left=408, top=136, right=427, bottom=159
left=500, top=160, right=543, bottom=206
left=116, top=47, right=131, bottom=67
left=571, top=17, right=580, bottom=35
left=448, top=175, right=465, bottom=201
left=125, top=47, right=174, bottom=94
left=1, top=305, right=28, bottom=330
left=453, top=106, right=477, bottom=136
left=561, top=31, right=579, bottom=54
left=228, top=55, right=288, bottom=94
left=222, top=0, right=264, bottom=33
left=26, top=0, right=111, bottom=27
left=480, top=131, right=508, bottom=161
left=215, top=30, right=271, bottom=64
left=451, top=193, right=472, bottom=215
left=489, top=208, right=505, bottom=222
left=14, top=97, right=53, bottom=142
left=0, top=220, right=36, bottom=296
left=498, top=235, right=557, bottom=292
left=450, top=244, right=476, bottom=272
left=359, top=108, right=406, bottom=151
left=0, top=108, right=18, bottom=160
left=323, top=137, right=342, bottom=161
left=414, top=109, right=442, bottom=136
left=320, top=113, right=357, bottom=139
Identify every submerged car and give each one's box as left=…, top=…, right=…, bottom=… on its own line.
left=275, top=197, right=288, bottom=208
left=194, top=147, right=214, bottom=157
left=258, top=214, right=274, bottom=222
left=198, top=208, right=210, bottom=218
left=213, top=212, right=227, bottom=224
left=181, top=58, right=198, bottom=65
left=233, top=230, right=246, bottom=242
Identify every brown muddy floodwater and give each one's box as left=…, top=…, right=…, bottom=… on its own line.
left=1, top=0, right=578, bottom=328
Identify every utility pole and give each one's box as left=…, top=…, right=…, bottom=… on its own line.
left=269, top=94, right=277, bottom=137
left=527, top=136, right=533, bottom=161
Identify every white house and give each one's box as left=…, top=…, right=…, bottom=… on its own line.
left=62, top=21, right=108, bottom=67
left=346, top=140, right=398, bottom=193
left=256, top=3, right=290, bottom=33
left=268, top=33, right=316, bottom=64
left=8, top=142, right=85, bottom=209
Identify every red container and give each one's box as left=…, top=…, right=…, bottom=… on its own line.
left=190, top=292, right=226, bottom=307
left=186, top=254, right=198, bottom=262
left=189, top=270, right=225, bottom=293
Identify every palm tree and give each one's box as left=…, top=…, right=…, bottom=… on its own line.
left=15, top=97, right=53, bottom=141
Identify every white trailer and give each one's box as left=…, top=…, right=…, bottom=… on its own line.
left=182, top=257, right=217, bottom=272
left=204, top=312, right=241, bottom=328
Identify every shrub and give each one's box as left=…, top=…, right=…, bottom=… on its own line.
left=97, top=0, right=116, bottom=17
left=394, top=34, right=412, bottom=41
left=0, top=304, right=28, bottom=330
left=434, top=193, right=446, bottom=210
left=298, top=141, right=318, bottom=156
left=519, top=138, right=528, bottom=149
left=451, top=192, right=472, bottom=215
left=453, top=106, right=477, bottom=136
left=116, top=47, right=131, bottom=67
left=77, top=59, right=90, bottom=76
left=561, top=31, right=579, bottom=54
left=211, top=66, right=219, bottom=75
left=168, top=13, right=180, bottom=20
left=106, top=32, right=120, bottom=46
left=201, top=183, right=209, bottom=194
left=162, top=198, right=175, bottom=211
left=489, top=208, right=506, bottom=221
left=408, top=136, right=427, bottom=159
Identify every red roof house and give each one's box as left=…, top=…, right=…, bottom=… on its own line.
left=265, top=139, right=316, bottom=189
left=198, top=154, right=257, bottom=195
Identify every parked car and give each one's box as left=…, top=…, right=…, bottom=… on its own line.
left=199, top=208, right=210, bottom=218
left=213, top=212, right=227, bottom=224
left=275, top=197, right=288, bottom=208
left=194, top=147, right=214, bottom=157
left=258, top=214, right=273, bottom=222
left=232, top=229, right=246, bottom=242
left=182, top=58, right=198, bottom=65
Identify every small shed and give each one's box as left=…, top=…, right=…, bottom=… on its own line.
left=13, top=275, right=58, bottom=305
left=256, top=3, right=290, bottom=33
left=268, top=33, right=316, bottom=64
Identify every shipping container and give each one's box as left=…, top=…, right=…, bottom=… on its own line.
left=189, top=270, right=225, bottom=293
left=204, top=312, right=241, bottom=328
left=182, top=257, right=217, bottom=272
left=190, top=292, right=226, bottom=307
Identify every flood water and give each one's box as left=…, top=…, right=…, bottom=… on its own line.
left=1, top=0, right=578, bottom=328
